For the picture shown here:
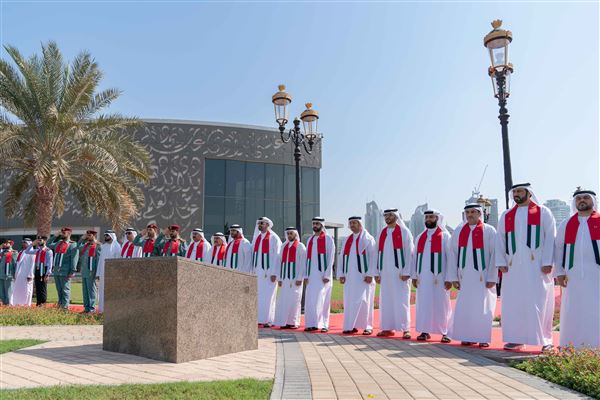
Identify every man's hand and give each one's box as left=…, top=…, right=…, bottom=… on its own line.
left=141, top=228, right=147, bottom=237
left=444, top=281, right=452, bottom=290
left=556, top=275, right=568, bottom=287
left=452, top=281, right=460, bottom=290
left=43, top=275, right=49, bottom=283
left=295, top=280, right=302, bottom=286
left=541, top=265, right=553, bottom=274
left=67, top=274, right=74, bottom=280
left=303, top=278, right=309, bottom=285
left=339, top=277, right=346, bottom=284
left=322, top=278, right=330, bottom=284
left=278, top=281, right=282, bottom=287
left=499, top=266, right=508, bottom=273
left=413, top=279, right=418, bottom=288
left=270, top=275, right=277, bottom=283
left=485, top=282, right=496, bottom=289
left=364, top=276, right=373, bottom=284
left=162, top=227, right=169, bottom=236
left=401, top=275, right=410, bottom=281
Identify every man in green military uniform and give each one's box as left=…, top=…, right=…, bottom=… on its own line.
left=0, top=240, right=18, bottom=305
left=133, top=223, right=165, bottom=257
left=78, top=229, right=101, bottom=313
left=160, top=224, right=187, bottom=257
left=47, top=227, right=79, bottom=309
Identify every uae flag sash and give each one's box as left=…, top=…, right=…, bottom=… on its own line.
left=82, top=242, right=97, bottom=271
left=457, top=221, right=486, bottom=271
left=35, top=248, right=48, bottom=275
left=54, top=241, right=69, bottom=268
left=253, top=231, right=271, bottom=270
left=4, top=251, right=13, bottom=276
left=306, top=232, right=327, bottom=276
left=211, top=245, right=226, bottom=266
left=162, top=240, right=180, bottom=257
left=142, top=239, right=155, bottom=257
left=17, top=250, right=24, bottom=263
left=342, top=233, right=368, bottom=274
left=280, top=240, right=299, bottom=281
left=562, top=211, right=600, bottom=269
left=186, top=240, right=205, bottom=261
left=377, top=225, right=405, bottom=271
left=416, top=227, right=443, bottom=276
left=121, top=241, right=135, bottom=258
left=225, top=239, right=243, bottom=269
left=505, top=202, right=541, bottom=255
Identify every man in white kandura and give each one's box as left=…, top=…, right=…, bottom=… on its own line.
left=252, top=217, right=282, bottom=328
left=12, top=238, right=35, bottom=306
left=274, top=227, right=306, bottom=329
left=376, top=208, right=414, bottom=338
left=339, top=216, right=376, bottom=335
left=412, top=209, right=452, bottom=343
left=97, top=230, right=121, bottom=313
left=224, top=225, right=252, bottom=272
left=448, top=204, right=498, bottom=347
left=186, top=228, right=212, bottom=262
left=120, top=228, right=142, bottom=258
left=210, top=233, right=227, bottom=266
left=495, top=183, right=556, bottom=352
left=304, top=217, right=336, bottom=333
left=554, top=188, right=600, bottom=349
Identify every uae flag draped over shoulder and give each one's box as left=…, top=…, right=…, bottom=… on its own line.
left=504, top=201, right=541, bottom=255
left=342, top=234, right=368, bottom=274
left=280, top=241, right=298, bottom=280
left=306, top=231, right=327, bottom=275
left=457, top=221, right=486, bottom=271
left=416, top=227, right=443, bottom=275
left=253, top=231, right=271, bottom=270
left=377, top=224, right=404, bottom=271
left=563, top=211, right=600, bottom=269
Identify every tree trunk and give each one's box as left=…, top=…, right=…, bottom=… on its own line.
left=35, top=186, right=56, bottom=237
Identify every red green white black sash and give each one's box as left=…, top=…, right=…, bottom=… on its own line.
left=457, top=221, right=486, bottom=271
left=186, top=240, right=205, bottom=261
left=121, top=241, right=135, bottom=258
left=211, top=245, right=226, bottom=266
left=35, top=248, right=48, bottom=275
left=563, top=211, right=600, bottom=269
left=82, top=242, right=97, bottom=271
left=4, top=251, right=13, bottom=276
left=306, top=232, right=327, bottom=276
left=54, top=241, right=69, bottom=268
left=142, top=239, right=155, bottom=257
left=162, top=240, right=180, bottom=257
left=225, top=239, right=243, bottom=269
left=505, top=202, right=541, bottom=255
left=416, top=227, right=443, bottom=275
left=253, top=231, right=271, bottom=270
left=280, top=241, right=299, bottom=280
left=342, top=233, right=368, bottom=274
left=377, top=225, right=404, bottom=271
left=17, top=250, right=24, bottom=263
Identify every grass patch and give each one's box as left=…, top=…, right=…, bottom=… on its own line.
left=45, top=281, right=84, bottom=305
left=0, top=339, right=46, bottom=354
left=0, top=306, right=102, bottom=326
left=1, top=378, right=274, bottom=400
left=513, top=346, right=600, bottom=399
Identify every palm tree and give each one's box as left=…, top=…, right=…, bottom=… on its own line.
left=0, top=41, right=151, bottom=235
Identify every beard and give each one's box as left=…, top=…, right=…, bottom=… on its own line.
left=577, top=202, right=593, bottom=211
left=425, top=221, right=437, bottom=229
left=169, top=233, right=178, bottom=239
left=312, top=226, right=321, bottom=233
left=104, top=238, right=112, bottom=243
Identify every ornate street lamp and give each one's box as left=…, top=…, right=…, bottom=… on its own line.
left=272, top=84, right=321, bottom=237
left=476, top=195, right=492, bottom=223
left=484, top=19, right=514, bottom=209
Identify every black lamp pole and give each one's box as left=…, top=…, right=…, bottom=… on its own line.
left=495, top=70, right=513, bottom=209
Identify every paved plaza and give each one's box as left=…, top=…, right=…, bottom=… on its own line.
left=0, top=325, right=586, bottom=399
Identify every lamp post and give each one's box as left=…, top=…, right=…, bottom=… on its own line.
left=484, top=20, right=514, bottom=209
left=271, top=84, right=320, bottom=238
left=476, top=195, right=492, bottom=223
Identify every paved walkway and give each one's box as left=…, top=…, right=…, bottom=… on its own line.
left=0, top=325, right=585, bottom=399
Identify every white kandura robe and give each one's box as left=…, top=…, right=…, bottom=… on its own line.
left=495, top=205, right=556, bottom=346
left=224, top=238, right=253, bottom=273
left=252, top=231, right=282, bottom=325
left=12, top=250, right=35, bottom=306
left=338, top=230, right=377, bottom=331
left=121, top=240, right=142, bottom=258
left=377, top=225, right=414, bottom=332
left=304, top=234, right=336, bottom=329
left=447, top=223, right=498, bottom=343
left=274, top=241, right=307, bottom=327
left=97, top=240, right=122, bottom=313
left=186, top=239, right=212, bottom=263
left=412, top=228, right=452, bottom=335
left=554, top=215, right=600, bottom=348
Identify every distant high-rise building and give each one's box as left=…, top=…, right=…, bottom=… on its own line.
left=544, top=199, right=570, bottom=227
left=409, top=203, right=428, bottom=238
left=365, top=201, right=384, bottom=236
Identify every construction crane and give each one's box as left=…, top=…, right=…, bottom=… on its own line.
left=474, top=164, right=488, bottom=195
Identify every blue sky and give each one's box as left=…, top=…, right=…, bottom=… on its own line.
left=2, top=1, right=598, bottom=227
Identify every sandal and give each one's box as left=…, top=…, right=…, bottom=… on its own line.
left=441, top=335, right=451, bottom=343
left=417, top=333, right=430, bottom=341
left=362, top=329, right=373, bottom=335
left=402, top=331, right=411, bottom=340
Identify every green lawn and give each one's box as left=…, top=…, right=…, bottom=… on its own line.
left=0, top=339, right=46, bottom=354
left=1, top=379, right=274, bottom=400
left=0, top=306, right=102, bottom=326
left=45, top=281, right=84, bottom=305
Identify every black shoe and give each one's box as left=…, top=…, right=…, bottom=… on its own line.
left=441, top=335, right=451, bottom=343
left=417, top=332, right=430, bottom=341
left=320, top=328, right=329, bottom=333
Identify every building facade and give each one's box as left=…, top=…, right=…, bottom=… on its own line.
left=544, top=199, right=570, bottom=227
left=365, top=201, right=384, bottom=236
left=0, top=119, right=322, bottom=242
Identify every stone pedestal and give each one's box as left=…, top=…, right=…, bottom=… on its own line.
left=102, top=257, right=257, bottom=363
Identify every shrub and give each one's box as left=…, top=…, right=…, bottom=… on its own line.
left=0, top=306, right=102, bottom=326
